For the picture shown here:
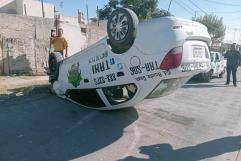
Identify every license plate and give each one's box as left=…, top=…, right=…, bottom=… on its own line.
left=193, top=47, right=204, bottom=58
left=181, top=62, right=207, bottom=72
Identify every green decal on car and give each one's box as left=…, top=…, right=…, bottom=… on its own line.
left=68, top=63, right=82, bottom=87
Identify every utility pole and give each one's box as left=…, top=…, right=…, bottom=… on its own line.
left=194, top=11, right=198, bottom=18
left=97, top=5, right=99, bottom=26
left=86, top=0, right=89, bottom=47
left=168, top=0, right=173, bottom=12
left=24, top=4, right=27, bottom=16
left=40, top=0, right=45, bottom=18
left=97, top=0, right=99, bottom=26
left=86, top=0, right=89, bottom=23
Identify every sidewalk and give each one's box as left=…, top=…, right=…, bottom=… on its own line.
left=0, top=76, right=49, bottom=95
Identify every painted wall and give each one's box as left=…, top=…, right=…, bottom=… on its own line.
left=20, top=0, right=54, bottom=18
left=0, top=13, right=107, bottom=75
left=0, top=0, right=13, bottom=7
left=60, top=16, right=87, bottom=56
left=0, top=0, right=17, bottom=14
left=0, top=13, right=54, bottom=75
left=0, top=0, right=54, bottom=18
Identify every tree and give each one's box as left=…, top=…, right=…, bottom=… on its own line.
left=121, top=0, right=158, bottom=19
left=98, top=0, right=170, bottom=20
left=98, top=0, right=118, bottom=20
left=192, top=14, right=226, bottom=43
left=151, top=8, right=171, bottom=18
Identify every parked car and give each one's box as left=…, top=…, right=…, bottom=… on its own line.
left=210, top=51, right=226, bottom=78
left=193, top=51, right=226, bottom=82
left=48, top=8, right=211, bottom=110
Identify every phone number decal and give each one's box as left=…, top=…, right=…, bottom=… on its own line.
left=94, top=73, right=116, bottom=85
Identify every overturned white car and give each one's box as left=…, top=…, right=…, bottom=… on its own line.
left=48, top=8, right=211, bottom=110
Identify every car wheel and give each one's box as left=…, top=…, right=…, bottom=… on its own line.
left=219, top=73, right=223, bottom=78
left=219, top=68, right=226, bottom=78
left=202, top=71, right=212, bottom=82
left=48, top=52, right=63, bottom=84
left=107, top=8, right=139, bottom=54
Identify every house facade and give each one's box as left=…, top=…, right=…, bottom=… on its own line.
left=0, top=0, right=54, bottom=18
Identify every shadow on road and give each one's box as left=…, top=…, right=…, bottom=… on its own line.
left=183, top=83, right=227, bottom=88
left=119, top=135, right=241, bottom=161
left=183, top=79, right=227, bottom=88
left=0, top=94, right=138, bottom=161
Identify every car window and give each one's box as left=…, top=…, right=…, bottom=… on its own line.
left=102, top=83, right=137, bottom=105
left=211, top=52, right=215, bottom=62
left=66, top=89, right=105, bottom=108
left=211, top=55, right=214, bottom=62
left=215, top=53, right=219, bottom=61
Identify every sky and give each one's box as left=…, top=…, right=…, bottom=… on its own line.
left=43, top=0, right=241, bottom=43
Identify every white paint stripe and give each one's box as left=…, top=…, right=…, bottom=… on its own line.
left=120, top=125, right=141, bottom=160
left=235, top=144, right=241, bottom=161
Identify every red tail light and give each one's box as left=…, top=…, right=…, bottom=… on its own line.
left=160, top=46, right=183, bottom=70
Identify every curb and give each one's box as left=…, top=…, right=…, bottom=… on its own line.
left=0, top=80, right=49, bottom=95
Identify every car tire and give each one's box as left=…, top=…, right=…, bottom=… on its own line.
left=219, top=68, right=226, bottom=78
left=48, top=52, right=63, bottom=84
left=202, top=71, right=212, bottom=82
left=107, top=8, right=139, bottom=54
left=219, top=73, right=223, bottom=78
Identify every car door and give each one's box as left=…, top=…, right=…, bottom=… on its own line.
left=214, top=53, right=220, bottom=75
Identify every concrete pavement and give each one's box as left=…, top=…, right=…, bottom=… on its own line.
left=0, top=69, right=241, bottom=161
left=0, top=76, right=49, bottom=95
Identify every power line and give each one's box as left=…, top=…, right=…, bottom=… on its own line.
left=168, top=0, right=173, bottom=12
left=187, top=0, right=208, bottom=15
left=225, top=16, right=241, bottom=22
left=202, top=0, right=241, bottom=7
left=179, top=0, right=195, bottom=12
left=173, top=0, right=194, bottom=15
left=226, top=26, right=241, bottom=30
left=210, top=10, right=241, bottom=14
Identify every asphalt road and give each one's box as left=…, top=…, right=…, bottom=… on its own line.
left=1, top=69, right=241, bottom=161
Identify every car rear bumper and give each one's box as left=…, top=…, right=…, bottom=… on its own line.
left=146, top=76, right=191, bottom=99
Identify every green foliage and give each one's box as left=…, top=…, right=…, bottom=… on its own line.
left=99, top=0, right=170, bottom=20
left=68, top=63, right=82, bottom=88
left=121, top=0, right=158, bottom=19
left=192, top=14, right=226, bottom=43
left=99, top=0, right=118, bottom=20
left=151, top=8, right=171, bottom=18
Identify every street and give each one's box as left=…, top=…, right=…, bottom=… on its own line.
left=1, top=69, right=241, bottom=161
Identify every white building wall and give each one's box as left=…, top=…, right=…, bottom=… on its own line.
left=19, top=0, right=54, bottom=18
left=224, top=28, right=241, bottom=45
left=60, top=16, right=87, bottom=56
left=0, top=0, right=54, bottom=18
left=16, top=0, right=22, bottom=15
left=0, top=0, right=17, bottom=14
left=0, top=0, right=14, bottom=7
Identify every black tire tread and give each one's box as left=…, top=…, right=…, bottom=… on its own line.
left=107, top=8, right=139, bottom=54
